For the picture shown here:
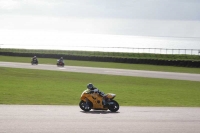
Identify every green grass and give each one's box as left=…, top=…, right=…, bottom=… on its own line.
left=1, top=55, right=200, bottom=74
left=0, top=67, right=200, bottom=106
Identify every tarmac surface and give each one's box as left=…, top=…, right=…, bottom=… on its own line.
left=0, top=105, right=200, bottom=133
left=0, top=62, right=200, bottom=133
left=0, top=61, right=200, bottom=81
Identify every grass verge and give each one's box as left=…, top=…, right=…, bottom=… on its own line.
left=0, top=55, right=200, bottom=74
left=0, top=67, right=200, bottom=106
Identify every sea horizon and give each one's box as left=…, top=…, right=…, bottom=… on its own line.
left=1, top=31, right=200, bottom=55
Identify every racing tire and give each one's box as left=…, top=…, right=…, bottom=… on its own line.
left=79, top=100, right=92, bottom=112
left=108, top=100, right=119, bottom=112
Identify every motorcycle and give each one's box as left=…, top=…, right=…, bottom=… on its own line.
left=57, top=60, right=64, bottom=67
left=31, top=58, right=38, bottom=65
left=79, top=89, right=119, bottom=112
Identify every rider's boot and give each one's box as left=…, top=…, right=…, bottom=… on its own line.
left=102, top=98, right=107, bottom=108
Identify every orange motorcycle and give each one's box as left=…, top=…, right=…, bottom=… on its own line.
left=79, top=89, right=119, bottom=112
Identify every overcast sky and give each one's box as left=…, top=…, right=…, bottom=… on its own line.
left=1, top=0, right=200, bottom=20
left=0, top=0, right=200, bottom=50
left=0, top=0, right=200, bottom=37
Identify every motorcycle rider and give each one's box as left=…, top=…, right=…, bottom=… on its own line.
left=58, top=57, right=64, bottom=63
left=32, top=56, right=38, bottom=61
left=31, top=55, right=38, bottom=64
left=87, top=83, right=107, bottom=106
left=32, top=55, right=37, bottom=60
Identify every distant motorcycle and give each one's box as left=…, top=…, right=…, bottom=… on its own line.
left=79, top=89, right=119, bottom=112
left=57, top=60, right=64, bottom=67
left=31, top=58, right=38, bottom=65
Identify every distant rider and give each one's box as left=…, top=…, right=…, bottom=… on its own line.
left=32, top=56, right=38, bottom=61
left=31, top=55, right=38, bottom=64
left=87, top=83, right=107, bottom=106
left=58, top=57, right=64, bottom=63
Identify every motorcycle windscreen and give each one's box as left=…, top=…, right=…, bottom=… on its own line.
left=106, top=93, right=116, bottom=99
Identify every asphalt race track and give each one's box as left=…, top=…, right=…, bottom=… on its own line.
left=0, top=61, right=200, bottom=81
left=0, top=105, right=200, bottom=133
left=0, top=62, right=200, bottom=133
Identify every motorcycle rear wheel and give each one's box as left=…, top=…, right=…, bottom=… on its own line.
left=79, top=100, right=92, bottom=112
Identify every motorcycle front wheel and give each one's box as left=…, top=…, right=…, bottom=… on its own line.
left=108, top=100, right=119, bottom=112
